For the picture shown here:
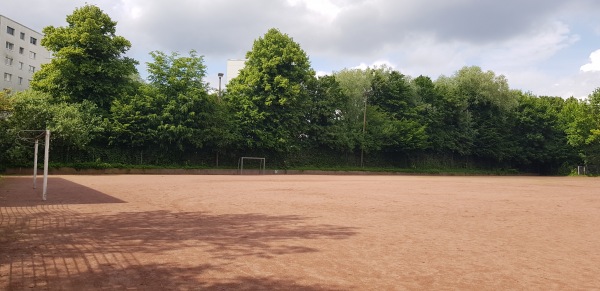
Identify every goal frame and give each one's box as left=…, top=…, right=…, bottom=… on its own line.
left=18, top=130, right=50, bottom=200
left=238, top=157, right=266, bottom=175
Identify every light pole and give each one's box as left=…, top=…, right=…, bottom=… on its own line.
left=360, top=90, right=369, bottom=168
left=217, top=73, right=224, bottom=100
left=216, top=72, right=224, bottom=168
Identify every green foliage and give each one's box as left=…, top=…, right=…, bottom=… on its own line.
left=512, top=93, right=577, bottom=173
left=3, top=13, right=596, bottom=175
left=31, top=4, right=138, bottom=112
left=225, top=28, right=315, bottom=155
left=2, top=90, right=103, bottom=165
left=110, top=50, right=235, bottom=155
left=147, top=50, right=208, bottom=97
left=432, top=66, right=519, bottom=161
left=331, top=68, right=373, bottom=152
left=560, top=89, right=600, bottom=167
left=0, top=90, right=12, bottom=112
left=368, top=68, right=428, bottom=152
left=305, top=75, right=356, bottom=152
left=0, top=91, right=13, bottom=169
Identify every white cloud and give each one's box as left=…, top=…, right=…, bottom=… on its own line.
left=3, top=0, right=600, bottom=96
left=580, top=49, right=600, bottom=72
left=481, top=21, right=579, bottom=69
left=352, top=60, right=396, bottom=70
left=315, top=70, right=329, bottom=77
left=286, top=0, right=341, bottom=20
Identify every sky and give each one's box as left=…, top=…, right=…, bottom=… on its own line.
left=3, top=0, right=600, bottom=98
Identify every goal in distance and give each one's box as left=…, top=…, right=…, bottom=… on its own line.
left=238, top=157, right=266, bottom=175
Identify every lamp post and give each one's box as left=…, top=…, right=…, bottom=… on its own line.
left=215, top=72, right=224, bottom=168
left=360, top=90, right=369, bottom=168
left=217, top=73, right=224, bottom=100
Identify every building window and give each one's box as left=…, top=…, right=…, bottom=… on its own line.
left=18, top=77, right=23, bottom=85
left=19, top=62, right=24, bottom=70
left=5, top=41, right=14, bottom=50
left=4, top=73, right=11, bottom=82
left=29, top=51, right=36, bottom=59
left=5, top=57, right=13, bottom=66
left=29, top=65, right=36, bottom=73
left=20, top=32, right=25, bottom=40
left=19, top=47, right=24, bottom=54
left=30, top=37, right=37, bottom=45
left=6, top=26, right=15, bottom=35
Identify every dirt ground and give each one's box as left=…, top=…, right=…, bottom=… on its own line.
left=1, top=174, right=599, bottom=290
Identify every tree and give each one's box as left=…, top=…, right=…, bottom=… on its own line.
left=110, top=51, right=234, bottom=162
left=0, top=91, right=13, bottom=168
left=333, top=68, right=374, bottom=155
left=4, top=90, right=103, bottom=165
left=441, top=66, right=519, bottom=163
left=369, top=68, right=427, bottom=152
left=305, top=75, right=353, bottom=152
left=146, top=50, right=209, bottom=97
left=31, top=4, right=138, bottom=112
left=225, top=28, right=315, bottom=157
left=413, top=75, right=450, bottom=153
left=512, top=93, right=576, bottom=173
left=561, top=88, right=600, bottom=169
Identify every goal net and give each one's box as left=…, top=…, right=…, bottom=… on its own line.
left=238, top=157, right=266, bottom=175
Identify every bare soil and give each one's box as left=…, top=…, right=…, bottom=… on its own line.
left=1, top=175, right=599, bottom=290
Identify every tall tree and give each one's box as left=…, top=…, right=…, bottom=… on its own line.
left=225, top=28, right=315, bottom=156
left=0, top=91, right=13, bottom=168
left=561, top=89, right=600, bottom=169
left=305, top=75, right=353, bottom=152
left=512, top=94, right=576, bottom=173
left=333, top=68, right=374, bottom=155
left=443, top=66, right=519, bottom=163
left=369, top=68, right=427, bottom=153
left=111, top=51, right=232, bottom=156
left=4, top=90, right=103, bottom=165
left=31, top=4, right=138, bottom=111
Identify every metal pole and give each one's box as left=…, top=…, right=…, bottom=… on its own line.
left=217, top=73, right=224, bottom=101
left=360, top=95, right=367, bottom=168
left=42, top=130, right=50, bottom=201
left=33, top=139, right=38, bottom=189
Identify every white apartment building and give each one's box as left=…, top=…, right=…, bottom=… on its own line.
left=1, top=15, right=51, bottom=93
left=226, top=59, right=246, bottom=84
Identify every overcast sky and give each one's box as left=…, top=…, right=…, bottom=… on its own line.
left=3, top=0, right=600, bottom=98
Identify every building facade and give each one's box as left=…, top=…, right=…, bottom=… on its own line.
left=226, top=59, right=246, bottom=84
left=1, top=15, right=51, bottom=93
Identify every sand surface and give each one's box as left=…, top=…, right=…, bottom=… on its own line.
left=1, top=175, right=599, bottom=290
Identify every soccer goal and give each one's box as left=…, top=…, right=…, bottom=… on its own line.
left=17, top=130, right=50, bottom=201
left=238, top=157, right=266, bottom=175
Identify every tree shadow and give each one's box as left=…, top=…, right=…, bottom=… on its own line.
left=9, top=209, right=357, bottom=258
left=1, top=205, right=357, bottom=289
left=5, top=260, right=345, bottom=290
left=0, top=176, right=126, bottom=206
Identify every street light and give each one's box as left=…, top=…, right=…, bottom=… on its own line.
left=216, top=73, right=225, bottom=167
left=360, top=89, right=369, bottom=168
left=217, top=73, right=224, bottom=100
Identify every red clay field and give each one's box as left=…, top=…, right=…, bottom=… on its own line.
left=1, top=174, right=599, bottom=290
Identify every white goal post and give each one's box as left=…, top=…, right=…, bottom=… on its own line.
left=238, top=157, right=266, bottom=175
left=18, top=130, right=50, bottom=200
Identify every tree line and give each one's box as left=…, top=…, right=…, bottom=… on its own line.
left=1, top=5, right=599, bottom=174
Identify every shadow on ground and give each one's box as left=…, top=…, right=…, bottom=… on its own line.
left=4, top=260, right=345, bottom=290
left=0, top=192, right=357, bottom=289
left=0, top=176, right=126, bottom=206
